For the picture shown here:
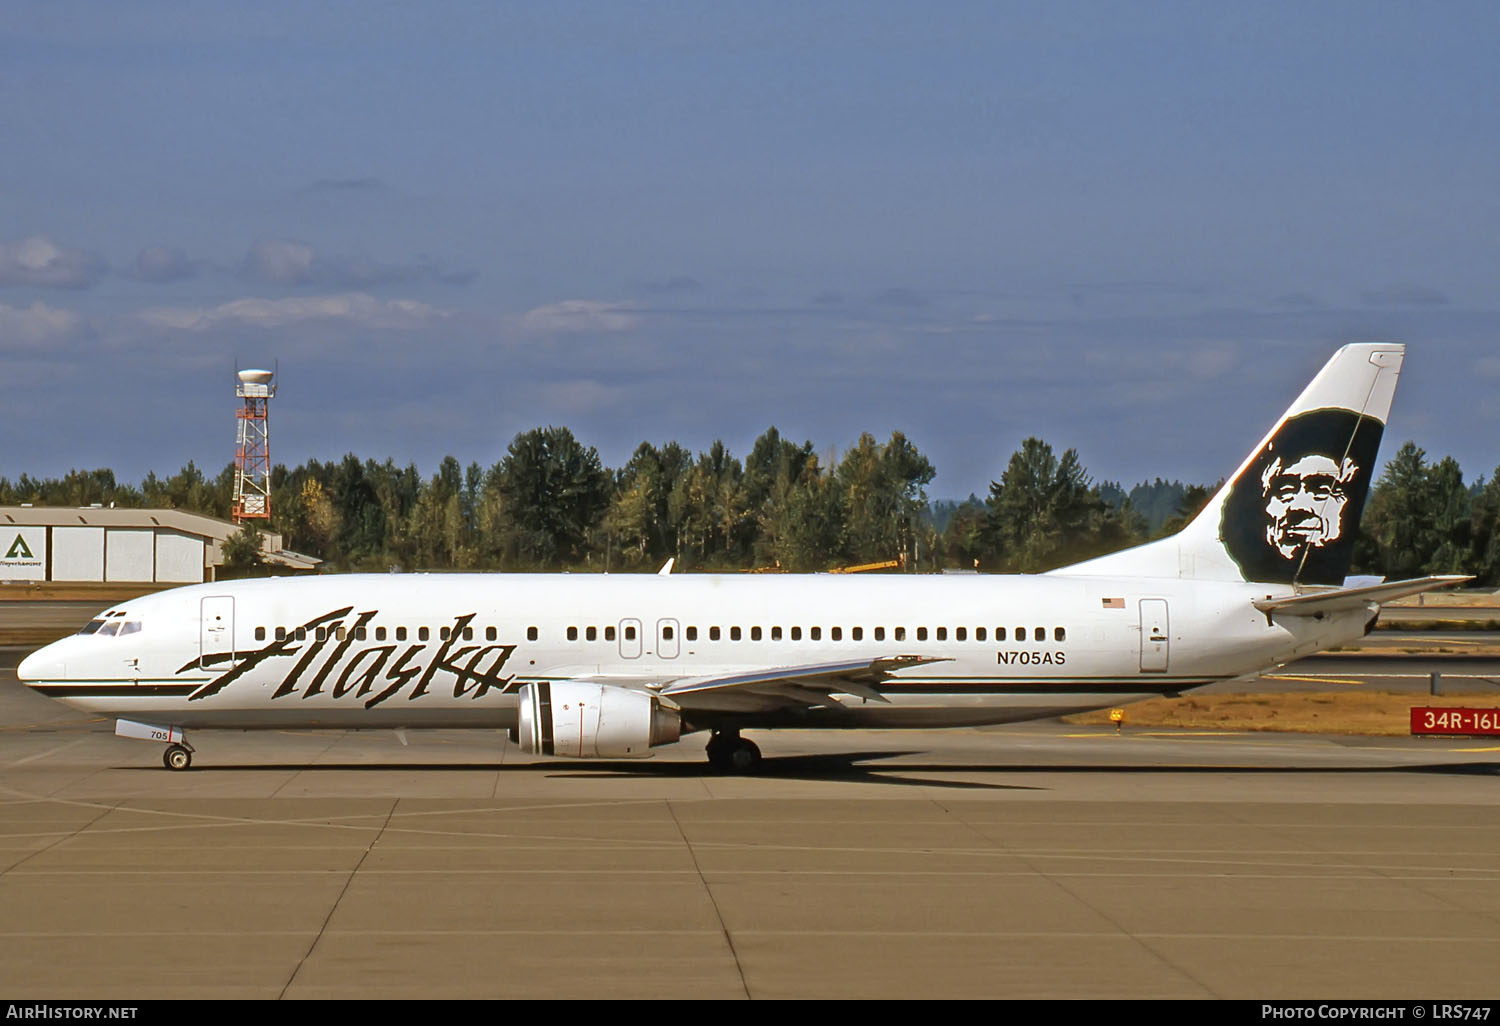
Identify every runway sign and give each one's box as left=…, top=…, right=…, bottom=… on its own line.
left=1411, top=707, right=1500, bottom=736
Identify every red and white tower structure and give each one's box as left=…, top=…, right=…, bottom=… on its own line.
left=232, top=368, right=276, bottom=523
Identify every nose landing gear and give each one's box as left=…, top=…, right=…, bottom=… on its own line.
left=115, top=720, right=195, bottom=771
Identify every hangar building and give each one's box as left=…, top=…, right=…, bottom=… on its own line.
left=0, top=506, right=320, bottom=584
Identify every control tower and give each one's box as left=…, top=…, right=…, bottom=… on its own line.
left=232, top=368, right=276, bottom=523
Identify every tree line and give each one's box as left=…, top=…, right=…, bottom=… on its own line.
left=3, top=428, right=1497, bottom=584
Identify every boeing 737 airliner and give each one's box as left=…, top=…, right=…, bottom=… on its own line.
left=18, top=343, right=1469, bottom=770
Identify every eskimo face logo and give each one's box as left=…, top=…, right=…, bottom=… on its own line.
left=1259, top=453, right=1359, bottom=559
left=1220, top=407, right=1383, bottom=586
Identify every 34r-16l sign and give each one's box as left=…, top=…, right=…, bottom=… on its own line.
left=1410, top=707, right=1500, bottom=737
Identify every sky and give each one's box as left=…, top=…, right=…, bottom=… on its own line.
left=3, top=1, right=1498, bottom=500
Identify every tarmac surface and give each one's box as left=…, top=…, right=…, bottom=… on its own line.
left=2, top=658, right=1500, bottom=1000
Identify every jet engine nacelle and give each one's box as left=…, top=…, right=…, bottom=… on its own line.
left=517, top=681, right=681, bottom=758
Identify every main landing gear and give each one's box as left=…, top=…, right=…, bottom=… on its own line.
left=705, top=729, right=761, bottom=773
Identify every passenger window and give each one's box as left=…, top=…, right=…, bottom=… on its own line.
left=462, top=627, right=473, bottom=641
left=486, top=627, right=497, bottom=642
left=874, top=627, right=885, bottom=641
left=731, top=626, right=742, bottom=641
left=606, top=625, right=617, bottom=641
left=336, top=627, right=348, bottom=642
left=568, top=626, right=579, bottom=641
left=771, top=626, right=782, bottom=640
left=396, top=627, right=407, bottom=642
left=894, top=627, right=906, bottom=642
left=852, top=626, right=863, bottom=641
left=956, top=627, right=966, bottom=641
left=296, top=627, right=307, bottom=641
left=663, top=625, right=674, bottom=640
left=1055, top=627, right=1066, bottom=642
left=1015, top=627, right=1026, bottom=641
left=375, top=626, right=386, bottom=641
left=976, top=627, right=986, bottom=642
left=527, top=627, right=537, bottom=641
left=710, top=626, right=721, bottom=641
left=419, top=627, right=430, bottom=641
left=791, top=626, right=802, bottom=641
left=355, top=626, right=367, bottom=641
left=751, top=626, right=762, bottom=641
left=831, top=627, right=842, bottom=641
left=255, top=627, right=266, bottom=642
left=276, top=626, right=287, bottom=641
left=994, top=627, right=1005, bottom=641
left=687, top=626, right=698, bottom=641
left=440, top=627, right=451, bottom=641
left=1034, top=627, right=1044, bottom=641
left=916, top=627, right=927, bottom=641
left=811, top=627, right=821, bottom=641
left=625, top=625, right=636, bottom=641
left=316, top=627, right=327, bottom=642
left=586, top=626, right=597, bottom=641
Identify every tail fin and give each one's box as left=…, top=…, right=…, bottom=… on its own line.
left=1054, top=342, right=1404, bottom=585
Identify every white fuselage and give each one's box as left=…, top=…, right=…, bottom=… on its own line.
left=18, top=571, right=1372, bottom=733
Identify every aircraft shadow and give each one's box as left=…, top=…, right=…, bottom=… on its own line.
left=113, top=753, right=1500, bottom=785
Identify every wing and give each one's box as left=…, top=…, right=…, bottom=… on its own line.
left=652, top=655, right=945, bottom=714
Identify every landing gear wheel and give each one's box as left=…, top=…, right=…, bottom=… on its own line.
left=163, top=744, right=192, bottom=771
left=706, top=732, right=762, bottom=773
left=727, top=738, right=761, bottom=772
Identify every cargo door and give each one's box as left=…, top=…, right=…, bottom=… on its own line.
left=1139, top=598, right=1169, bottom=672
left=200, top=596, right=235, bottom=670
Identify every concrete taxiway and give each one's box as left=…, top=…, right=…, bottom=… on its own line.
left=2, top=664, right=1499, bottom=1000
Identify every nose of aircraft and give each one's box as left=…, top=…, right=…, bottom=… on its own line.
left=16, top=644, right=61, bottom=685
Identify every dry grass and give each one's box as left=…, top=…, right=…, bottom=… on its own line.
left=1066, top=690, right=1500, bottom=736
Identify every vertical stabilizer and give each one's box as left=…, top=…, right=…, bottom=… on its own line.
left=1052, top=343, right=1404, bottom=585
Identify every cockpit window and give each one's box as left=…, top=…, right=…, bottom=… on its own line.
left=97, top=621, right=121, bottom=636
left=119, top=621, right=142, bottom=636
left=79, top=620, right=106, bottom=635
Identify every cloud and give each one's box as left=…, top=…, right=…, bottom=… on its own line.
left=1360, top=284, right=1450, bottom=307
left=240, top=239, right=475, bottom=289
left=1274, top=292, right=1322, bottom=310
left=872, top=287, right=930, bottom=308
left=0, top=301, right=89, bottom=346
left=519, top=299, right=640, bottom=335
left=0, top=236, right=108, bottom=289
left=130, top=246, right=202, bottom=283
left=538, top=378, right=625, bottom=414
left=641, top=275, right=704, bottom=295
left=135, top=293, right=456, bottom=333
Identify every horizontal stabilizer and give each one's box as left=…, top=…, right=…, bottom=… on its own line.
left=1252, top=575, right=1474, bottom=616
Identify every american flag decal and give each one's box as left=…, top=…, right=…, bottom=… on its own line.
left=1102, top=597, right=1125, bottom=609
